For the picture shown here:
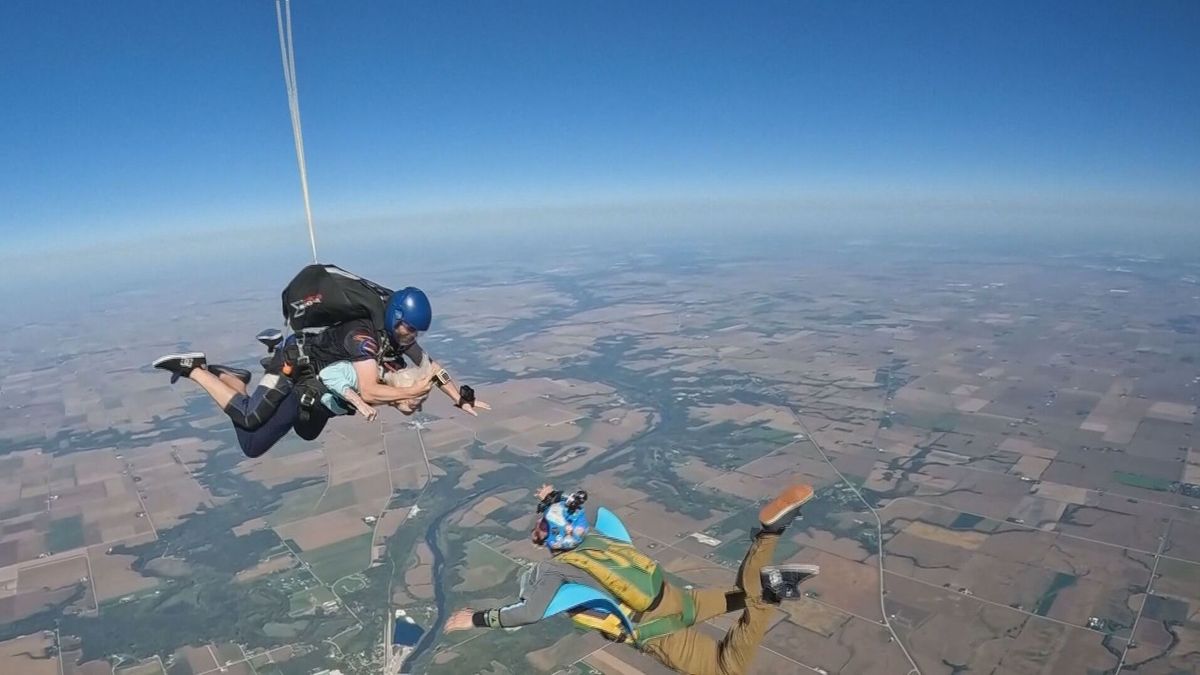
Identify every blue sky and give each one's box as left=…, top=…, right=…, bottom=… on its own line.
left=1, top=1, right=1198, bottom=257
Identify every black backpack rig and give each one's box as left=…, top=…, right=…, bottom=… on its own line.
left=278, top=264, right=396, bottom=421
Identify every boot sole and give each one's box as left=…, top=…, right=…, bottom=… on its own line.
left=152, top=352, right=206, bottom=368
left=768, top=563, right=821, bottom=576
left=759, top=484, right=814, bottom=527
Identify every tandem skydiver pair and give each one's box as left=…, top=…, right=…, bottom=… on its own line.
left=152, top=264, right=489, bottom=458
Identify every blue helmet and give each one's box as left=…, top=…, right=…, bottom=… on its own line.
left=539, top=500, right=590, bottom=552
left=385, top=287, right=432, bottom=333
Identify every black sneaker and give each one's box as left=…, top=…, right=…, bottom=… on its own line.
left=209, top=364, right=252, bottom=386
left=152, top=353, right=207, bottom=384
left=762, top=564, right=820, bottom=603
left=256, top=328, right=284, bottom=353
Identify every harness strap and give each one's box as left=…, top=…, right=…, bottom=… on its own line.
left=631, top=591, right=697, bottom=646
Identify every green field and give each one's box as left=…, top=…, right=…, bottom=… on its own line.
left=312, top=482, right=358, bottom=515
left=735, top=424, right=799, bottom=445
left=332, top=575, right=368, bottom=595
left=1112, top=471, right=1173, bottom=492
left=1034, top=572, right=1078, bottom=617
left=266, top=484, right=325, bottom=527
left=453, top=539, right=521, bottom=593
left=898, top=411, right=960, bottom=433
left=288, top=586, right=337, bottom=616
left=299, top=534, right=373, bottom=584
left=47, top=515, right=85, bottom=552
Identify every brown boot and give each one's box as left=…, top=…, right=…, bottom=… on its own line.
left=758, top=484, right=814, bottom=533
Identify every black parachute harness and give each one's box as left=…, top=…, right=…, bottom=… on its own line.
left=280, top=332, right=332, bottom=423
left=279, top=264, right=397, bottom=423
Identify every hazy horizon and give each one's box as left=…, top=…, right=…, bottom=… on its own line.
left=3, top=0, right=1197, bottom=266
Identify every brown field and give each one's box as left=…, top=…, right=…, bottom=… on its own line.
left=231, top=517, right=268, bottom=536
left=524, top=627, right=607, bottom=673
left=577, top=469, right=660, bottom=512
left=762, top=614, right=907, bottom=675
left=456, top=459, right=510, bottom=490
left=413, top=419, right=475, bottom=456
left=706, top=470, right=798, bottom=504
left=337, top=472, right=393, bottom=512
left=0, top=447, right=154, bottom=568
left=546, top=443, right=607, bottom=475
left=799, top=549, right=882, bottom=620
left=1054, top=502, right=1166, bottom=553
left=660, top=554, right=739, bottom=589
left=0, top=565, right=15, bottom=600
left=993, top=617, right=1071, bottom=673
left=734, top=447, right=840, bottom=486
left=390, top=461, right=439, bottom=491
left=136, top=462, right=212, bottom=528
left=174, top=645, right=217, bottom=674
left=1030, top=480, right=1090, bottom=505
left=902, top=522, right=989, bottom=550
left=875, top=425, right=929, bottom=455
left=323, top=435, right=390, bottom=486
left=1153, top=558, right=1200, bottom=600
left=784, top=598, right=851, bottom=637
left=234, top=554, right=296, bottom=583
left=66, top=656, right=112, bottom=675
left=381, top=426, right=434, bottom=469
left=1166, top=519, right=1200, bottom=563
left=688, top=402, right=806, bottom=434
left=884, top=572, right=1120, bottom=674
left=1186, top=447, right=1200, bottom=485
left=405, top=542, right=434, bottom=598
left=19, top=554, right=89, bottom=594
left=274, top=507, right=372, bottom=552
left=792, top=528, right=872, bottom=563
left=584, top=641, right=683, bottom=675
left=237, top=448, right=326, bottom=488
left=674, top=457, right=727, bottom=485
left=115, top=659, right=165, bottom=675
left=500, top=422, right=581, bottom=452
left=616, top=498, right=730, bottom=545
left=800, top=415, right=880, bottom=454
left=998, top=437, right=1059, bottom=459
left=0, top=633, right=58, bottom=675
left=0, top=584, right=77, bottom=623
left=1044, top=577, right=1128, bottom=627
left=908, top=468, right=1031, bottom=521
left=1009, top=495, right=1069, bottom=529
left=950, top=553, right=1057, bottom=613
left=878, top=497, right=934, bottom=528
left=1144, top=624, right=1200, bottom=674
left=881, top=533, right=972, bottom=587
left=373, top=508, right=410, bottom=544
left=1011, top=455, right=1052, bottom=479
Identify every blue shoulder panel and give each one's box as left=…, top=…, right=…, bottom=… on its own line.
left=593, top=507, right=632, bottom=543
left=542, top=583, right=636, bottom=636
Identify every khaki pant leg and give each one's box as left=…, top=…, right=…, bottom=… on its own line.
left=641, top=628, right=724, bottom=675
left=642, top=533, right=780, bottom=675
left=690, top=588, right=737, bottom=624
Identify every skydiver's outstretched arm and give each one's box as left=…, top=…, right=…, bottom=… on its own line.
left=427, top=358, right=491, bottom=416
left=444, top=561, right=597, bottom=631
